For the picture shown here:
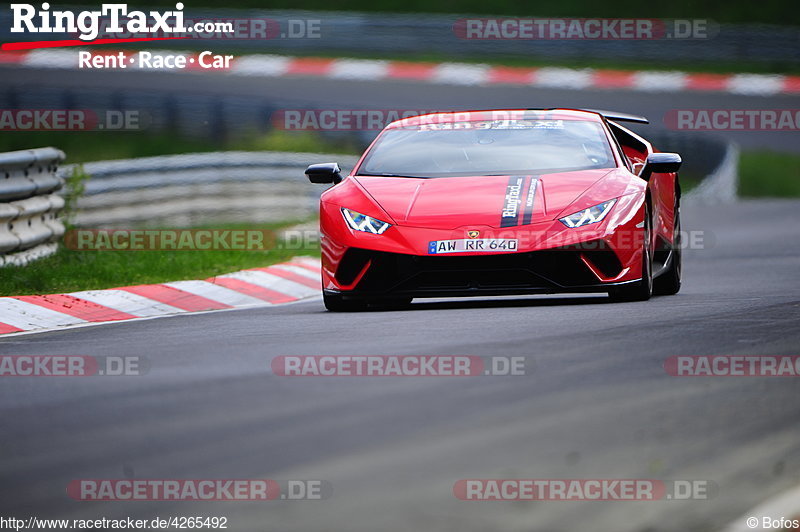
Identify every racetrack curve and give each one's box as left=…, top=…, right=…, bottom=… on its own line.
left=1, top=198, right=799, bottom=531
left=2, top=65, right=799, bottom=153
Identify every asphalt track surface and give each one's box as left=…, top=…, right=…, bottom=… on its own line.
left=1, top=67, right=800, bottom=530
left=1, top=65, right=800, bottom=153
left=1, top=198, right=800, bottom=531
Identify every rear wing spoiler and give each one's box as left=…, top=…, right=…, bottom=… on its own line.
left=524, top=108, right=650, bottom=124
left=580, top=109, right=650, bottom=124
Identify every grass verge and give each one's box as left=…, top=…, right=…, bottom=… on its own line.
left=0, top=222, right=320, bottom=297
left=0, top=130, right=360, bottom=164
left=739, top=150, right=800, bottom=197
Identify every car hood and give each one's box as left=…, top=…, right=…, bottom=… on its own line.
left=353, top=169, right=628, bottom=230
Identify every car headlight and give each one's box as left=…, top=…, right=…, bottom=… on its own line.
left=341, top=208, right=391, bottom=234
left=559, top=199, right=616, bottom=228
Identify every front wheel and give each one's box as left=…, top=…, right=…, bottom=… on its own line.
left=609, top=204, right=653, bottom=302
left=653, top=205, right=682, bottom=296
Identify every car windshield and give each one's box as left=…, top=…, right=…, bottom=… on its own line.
left=356, top=119, right=616, bottom=178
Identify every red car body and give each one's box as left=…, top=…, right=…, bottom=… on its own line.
left=308, top=109, right=682, bottom=310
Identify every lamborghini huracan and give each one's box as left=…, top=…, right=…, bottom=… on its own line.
left=306, top=109, right=682, bottom=311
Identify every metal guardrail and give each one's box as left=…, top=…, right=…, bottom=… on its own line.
left=685, top=143, right=739, bottom=204
left=62, top=152, right=360, bottom=227
left=61, top=141, right=735, bottom=230
left=0, top=148, right=66, bottom=267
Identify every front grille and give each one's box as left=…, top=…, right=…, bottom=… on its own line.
left=336, top=248, right=373, bottom=285
left=581, top=249, right=624, bottom=279
left=337, top=244, right=621, bottom=295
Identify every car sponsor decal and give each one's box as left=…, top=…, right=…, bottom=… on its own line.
left=500, top=176, right=525, bottom=227
left=521, top=177, right=539, bottom=226
left=500, top=176, right=538, bottom=227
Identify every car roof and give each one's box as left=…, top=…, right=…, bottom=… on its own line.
left=385, top=108, right=606, bottom=129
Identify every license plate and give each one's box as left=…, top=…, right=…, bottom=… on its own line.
left=428, top=239, right=519, bottom=254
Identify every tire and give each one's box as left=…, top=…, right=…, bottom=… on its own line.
left=323, top=293, right=367, bottom=312
left=653, top=204, right=682, bottom=296
left=609, top=203, right=653, bottom=302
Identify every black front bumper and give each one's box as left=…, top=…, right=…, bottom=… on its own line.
left=331, top=246, right=630, bottom=299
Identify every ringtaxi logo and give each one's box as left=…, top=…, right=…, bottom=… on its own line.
left=79, top=50, right=233, bottom=70
left=10, top=3, right=192, bottom=42
left=5, top=4, right=323, bottom=50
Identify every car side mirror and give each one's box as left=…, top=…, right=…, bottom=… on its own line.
left=306, top=162, right=342, bottom=184
left=640, top=153, right=681, bottom=181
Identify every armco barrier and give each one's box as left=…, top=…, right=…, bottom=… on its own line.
left=0, top=147, right=65, bottom=266
left=684, top=143, right=739, bottom=204
left=61, top=141, right=735, bottom=229
left=62, top=151, right=360, bottom=227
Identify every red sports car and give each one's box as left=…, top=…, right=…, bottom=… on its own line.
left=306, top=109, right=682, bottom=311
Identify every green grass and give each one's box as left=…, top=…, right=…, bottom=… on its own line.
left=739, top=150, right=800, bottom=197
left=0, top=222, right=320, bottom=297
left=240, top=129, right=361, bottom=154
left=0, top=130, right=359, bottom=164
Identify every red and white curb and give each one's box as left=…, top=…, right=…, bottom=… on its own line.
left=0, top=256, right=321, bottom=336
left=1, top=49, right=798, bottom=96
